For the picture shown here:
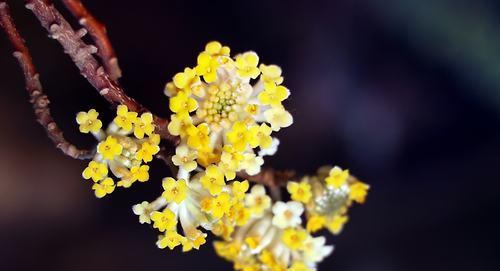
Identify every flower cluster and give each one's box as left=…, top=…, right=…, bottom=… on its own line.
left=77, top=105, right=160, bottom=198
left=126, top=41, right=369, bottom=271
left=133, top=175, right=270, bottom=251
left=213, top=166, right=369, bottom=271
left=164, top=40, right=293, bottom=176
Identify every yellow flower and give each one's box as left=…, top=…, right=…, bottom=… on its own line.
left=349, top=182, right=369, bottom=204
left=232, top=180, right=250, bottom=201
left=245, top=185, right=271, bottom=217
left=200, top=165, right=226, bottom=196
left=184, top=228, right=207, bottom=248
left=162, top=177, right=189, bottom=204
left=197, top=149, right=221, bottom=167
left=97, top=136, right=123, bottom=160
left=157, top=230, right=182, bottom=250
left=259, top=64, right=283, bottom=85
left=288, top=262, right=312, bottom=271
left=214, top=241, right=240, bottom=260
left=133, top=112, right=155, bottom=139
left=218, top=160, right=237, bottom=181
left=151, top=208, right=177, bottom=232
left=170, top=91, right=198, bottom=114
left=282, top=228, right=307, bottom=250
left=204, top=41, right=230, bottom=56
left=327, top=215, right=348, bottom=234
left=113, top=105, right=138, bottom=132
left=245, top=236, right=260, bottom=250
left=132, top=201, right=152, bottom=224
left=116, top=170, right=135, bottom=188
left=245, top=104, right=260, bottom=115
left=325, top=166, right=349, bottom=189
left=180, top=237, right=194, bottom=252
left=200, top=197, right=213, bottom=213
left=210, top=192, right=232, bottom=219
left=76, top=109, right=102, bottom=133
left=148, top=133, right=161, bottom=145
left=240, top=153, right=264, bottom=175
left=221, top=145, right=244, bottom=168
left=187, top=123, right=211, bottom=151
left=192, top=235, right=207, bottom=250
left=306, top=215, right=326, bottom=233
left=235, top=52, right=260, bottom=79
left=248, top=123, right=273, bottom=149
left=171, top=145, right=198, bottom=172
left=173, top=67, right=200, bottom=91
left=260, top=250, right=284, bottom=271
left=164, top=81, right=180, bottom=97
left=82, top=161, right=108, bottom=182
left=287, top=181, right=312, bottom=203
left=195, top=52, right=219, bottom=83
left=229, top=202, right=250, bottom=226
left=227, top=121, right=252, bottom=151
left=212, top=220, right=235, bottom=241
left=264, top=107, right=293, bottom=132
left=92, top=177, right=115, bottom=198
left=168, top=113, right=193, bottom=137
left=130, top=165, right=150, bottom=182
left=135, top=141, right=160, bottom=163
left=258, top=84, right=290, bottom=107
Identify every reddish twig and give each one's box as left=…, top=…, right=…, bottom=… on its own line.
left=25, top=0, right=178, bottom=144
left=3, top=0, right=287, bottom=190
left=238, top=168, right=296, bottom=189
left=60, top=0, right=121, bottom=81
left=0, top=1, right=93, bottom=159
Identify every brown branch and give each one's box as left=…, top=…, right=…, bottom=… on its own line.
left=4, top=0, right=286, bottom=190
left=25, top=0, right=179, bottom=145
left=238, top=167, right=296, bottom=189
left=0, top=1, right=93, bottom=159
left=60, top=0, right=121, bottom=81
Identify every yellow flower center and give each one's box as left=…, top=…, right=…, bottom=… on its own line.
left=284, top=210, right=294, bottom=220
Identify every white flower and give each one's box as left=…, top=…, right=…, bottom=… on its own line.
left=245, top=185, right=271, bottom=217
left=303, top=236, right=334, bottom=264
left=240, top=153, right=264, bottom=175
left=271, top=201, right=304, bottom=229
left=132, top=201, right=151, bottom=224
left=171, top=144, right=198, bottom=172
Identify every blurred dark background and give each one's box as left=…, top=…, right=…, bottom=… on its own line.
left=1, top=0, right=499, bottom=270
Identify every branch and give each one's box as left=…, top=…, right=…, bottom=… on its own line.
left=238, top=168, right=296, bottom=189
left=25, top=0, right=179, bottom=145
left=60, top=0, right=121, bottom=81
left=0, top=1, right=93, bottom=159
left=4, top=0, right=290, bottom=190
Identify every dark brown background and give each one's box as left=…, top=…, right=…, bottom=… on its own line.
left=1, top=0, right=499, bottom=270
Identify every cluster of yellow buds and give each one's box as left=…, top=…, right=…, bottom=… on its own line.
left=76, top=105, right=160, bottom=198
left=213, top=166, right=369, bottom=271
